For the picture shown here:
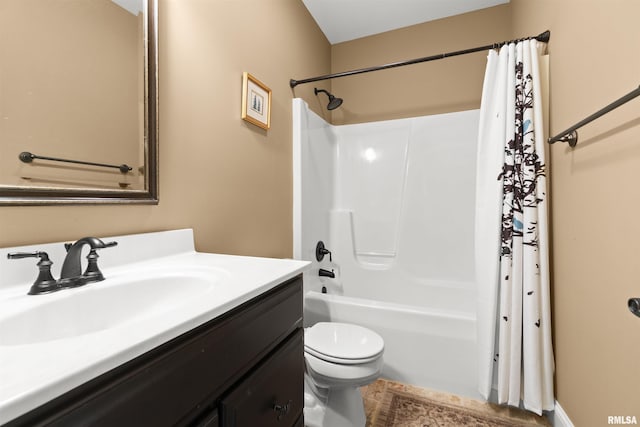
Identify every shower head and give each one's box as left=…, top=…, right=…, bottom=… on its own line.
left=314, top=88, right=343, bottom=110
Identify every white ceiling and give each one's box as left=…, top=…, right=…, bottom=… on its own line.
left=302, top=0, right=510, bottom=45
left=111, top=0, right=143, bottom=15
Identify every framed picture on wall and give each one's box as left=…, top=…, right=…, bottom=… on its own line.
left=241, top=72, right=271, bottom=130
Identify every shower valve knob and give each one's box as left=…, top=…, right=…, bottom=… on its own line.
left=315, top=241, right=332, bottom=262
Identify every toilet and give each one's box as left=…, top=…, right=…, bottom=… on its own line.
left=303, top=322, right=385, bottom=427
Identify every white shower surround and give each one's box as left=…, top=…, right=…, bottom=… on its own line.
left=293, top=99, right=481, bottom=398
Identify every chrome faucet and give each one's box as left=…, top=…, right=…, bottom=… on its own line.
left=59, top=237, right=117, bottom=287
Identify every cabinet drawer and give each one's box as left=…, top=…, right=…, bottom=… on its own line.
left=220, top=329, right=304, bottom=427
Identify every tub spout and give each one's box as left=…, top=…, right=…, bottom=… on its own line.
left=319, top=268, right=335, bottom=279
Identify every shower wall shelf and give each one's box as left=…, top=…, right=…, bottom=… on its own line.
left=548, top=84, right=640, bottom=147
left=19, top=151, right=133, bottom=173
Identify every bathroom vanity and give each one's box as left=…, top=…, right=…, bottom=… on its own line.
left=0, top=230, right=310, bottom=427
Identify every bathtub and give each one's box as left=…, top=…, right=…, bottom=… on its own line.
left=303, top=290, right=481, bottom=400
left=293, top=100, right=482, bottom=400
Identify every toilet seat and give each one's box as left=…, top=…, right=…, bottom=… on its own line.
left=304, top=351, right=384, bottom=388
left=304, top=346, right=382, bottom=364
left=304, top=322, right=384, bottom=365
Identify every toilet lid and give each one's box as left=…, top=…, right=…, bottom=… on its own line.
left=304, top=322, right=384, bottom=363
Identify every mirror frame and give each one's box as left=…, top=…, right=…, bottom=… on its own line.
left=0, top=0, right=158, bottom=206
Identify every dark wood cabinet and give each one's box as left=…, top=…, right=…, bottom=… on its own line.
left=220, top=329, right=303, bottom=426
left=5, top=275, right=303, bottom=427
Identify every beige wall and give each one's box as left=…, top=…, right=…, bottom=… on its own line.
left=330, top=5, right=512, bottom=125
left=332, top=1, right=640, bottom=425
left=510, top=0, right=640, bottom=425
left=0, top=0, right=330, bottom=258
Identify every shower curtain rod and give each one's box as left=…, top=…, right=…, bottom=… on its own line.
left=289, top=30, right=550, bottom=88
left=547, top=85, right=640, bottom=147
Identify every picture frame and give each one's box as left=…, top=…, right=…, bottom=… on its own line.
left=241, top=72, right=271, bottom=130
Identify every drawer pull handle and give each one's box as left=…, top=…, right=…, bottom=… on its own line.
left=273, top=400, right=292, bottom=421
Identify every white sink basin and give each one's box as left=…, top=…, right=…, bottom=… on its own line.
left=0, top=229, right=310, bottom=425
left=0, top=268, right=227, bottom=346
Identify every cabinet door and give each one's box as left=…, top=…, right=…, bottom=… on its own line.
left=220, top=330, right=303, bottom=427
left=193, top=409, right=218, bottom=427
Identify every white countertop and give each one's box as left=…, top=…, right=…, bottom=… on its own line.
left=0, top=229, right=310, bottom=424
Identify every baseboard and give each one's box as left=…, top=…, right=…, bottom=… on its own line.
left=550, top=401, right=575, bottom=427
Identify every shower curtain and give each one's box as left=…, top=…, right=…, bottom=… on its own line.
left=475, top=39, right=554, bottom=415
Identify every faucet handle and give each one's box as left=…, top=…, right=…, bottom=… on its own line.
left=82, top=241, right=117, bottom=283
left=315, top=241, right=332, bottom=262
left=83, top=249, right=104, bottom=282
left=64, top=239, right=117, bottom=252
left=7, top=251, right=59, bottom=295
left=8, top=251, right=47, bottom=260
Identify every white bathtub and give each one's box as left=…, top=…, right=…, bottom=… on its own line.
left=304, top=290, right=480, bottom=400
left=294, top=100, right=482, bottom=400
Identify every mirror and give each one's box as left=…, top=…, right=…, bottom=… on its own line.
left=0, top=0, right=158, bottom=205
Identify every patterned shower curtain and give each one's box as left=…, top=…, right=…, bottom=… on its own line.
left=475, top=39, right=554, bottom=415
